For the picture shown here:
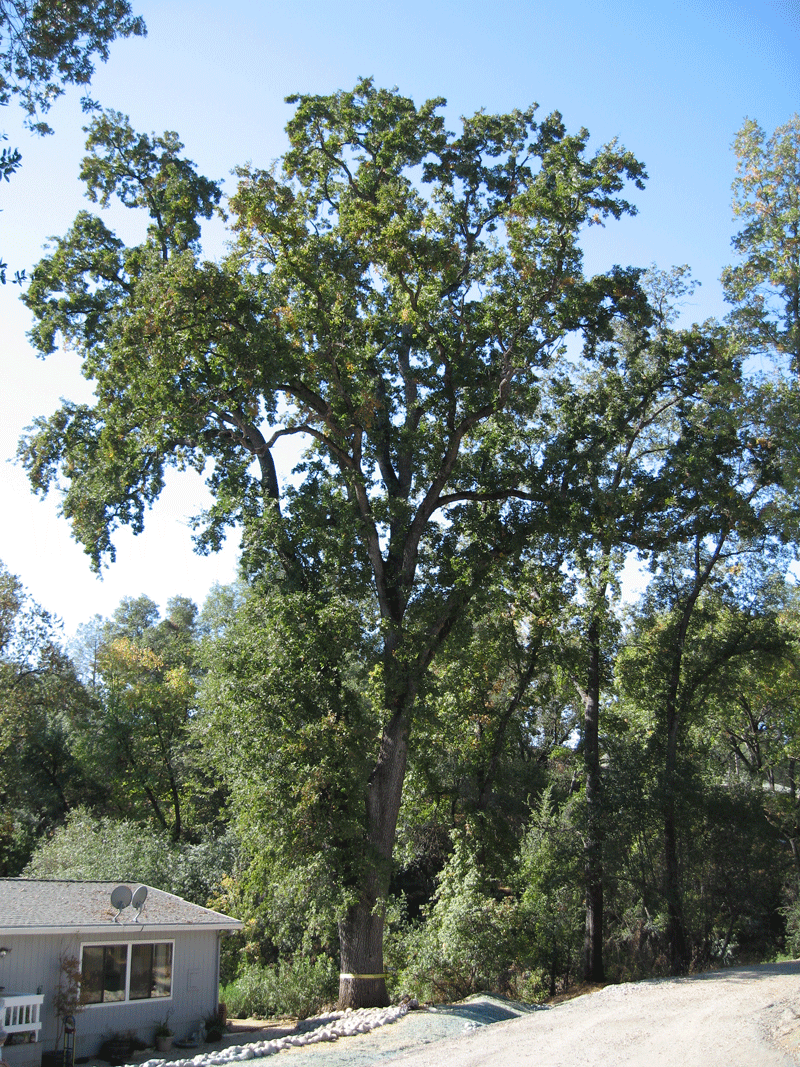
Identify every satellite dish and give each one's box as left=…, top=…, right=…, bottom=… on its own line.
left=131, top=885, right=148, bottom=918
left=110, top=885, right=132, bottom=920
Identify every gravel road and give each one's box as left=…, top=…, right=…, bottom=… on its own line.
left=268, top=962, right=800, bottom=1067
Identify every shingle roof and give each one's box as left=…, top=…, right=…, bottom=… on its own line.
left=0, top=880, right=242, bottom=933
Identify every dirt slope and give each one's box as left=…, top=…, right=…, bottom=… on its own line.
left=381, top=962, right=800, bottom=1067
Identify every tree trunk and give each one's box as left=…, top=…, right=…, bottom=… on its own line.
left=660, top=532, right=727, bottom=975
left=663, top=798, right=688, bottom=973
left=338, top=902, right=389, bottom=1008
left=664, top=670, right=689, bottom=974
left=338, top=653, right=413, bottom=1008
left=582, top=617, right=605, bottom=982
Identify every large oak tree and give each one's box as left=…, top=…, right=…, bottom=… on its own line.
left=18, top=80, right=648, bottom=1006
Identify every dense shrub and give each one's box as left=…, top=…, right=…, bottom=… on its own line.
left=516, top=789, right=585, bottom=995
left=24, top=809, right=239, bottom=906
left=221, top=956, right=339, bottom=1020
left=389, top=837, right=547, bottom=1004
left=781, top=896, right=800, bottom=959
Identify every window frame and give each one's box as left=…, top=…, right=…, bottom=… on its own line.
left=79, top=940, right=174, bottom=1007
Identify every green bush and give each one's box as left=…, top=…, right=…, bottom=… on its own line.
left=515, top=788, right=585, bottom=995
left=390, top=837, right=547, bottom=1004
left=221, top=956, right=339, bottom=1020
left=782, top=896, right=800, bottom=959
left=24, top=809, right=239, bottom=907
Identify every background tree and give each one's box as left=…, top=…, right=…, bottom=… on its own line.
left=391, top=555, right=568, bottom=896
left=18, top=81, right=647, bottom=1006
left=616, top=551, right=791, bottom=972
left=517, top=786, right=585, bottom=996
left=0, top=561, right=94, bottom=873
left=721, top=114, right=800, bottom=370
left=530, top=264, right=728, bottom=981
left=73, top=594, right=213, bottom=842
left=701, top=587, right=800, bottom=941
left=23, top=807, right=238, bottom=907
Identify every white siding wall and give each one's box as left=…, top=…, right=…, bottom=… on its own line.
left=0, top=930, right=222, bottom=1067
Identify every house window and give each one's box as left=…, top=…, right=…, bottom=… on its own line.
left=81, top=942, right=173, bottom=1004
left=130, top=943, right=172, bottom=1000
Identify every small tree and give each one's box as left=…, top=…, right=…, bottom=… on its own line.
left=52, top=951, right=83, bottom=1052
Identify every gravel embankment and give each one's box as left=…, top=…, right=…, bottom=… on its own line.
left=115, top=962, right=800, bottom=1067
left=379, top=963, right=800, bottom=1067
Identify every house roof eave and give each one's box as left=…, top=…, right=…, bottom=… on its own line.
left=0, top=922, right=244, bottom=936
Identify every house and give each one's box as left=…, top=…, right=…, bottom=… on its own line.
left=0, top=880, right=243, bottom=1067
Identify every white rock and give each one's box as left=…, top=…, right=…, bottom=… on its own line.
left=126, top=996, right=410, bottom=1067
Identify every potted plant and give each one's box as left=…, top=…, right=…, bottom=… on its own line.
left=203, top=1010, right=225, bottom=1044
left=154, top=1014, right=174, bottom=1053
left=99, top=1032, right=132, bottom=1066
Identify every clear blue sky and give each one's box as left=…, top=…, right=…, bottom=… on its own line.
left=0, top=0, right=797, bottom=634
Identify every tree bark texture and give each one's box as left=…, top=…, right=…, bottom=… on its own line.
left=338, top=903, right=389, bottom=1008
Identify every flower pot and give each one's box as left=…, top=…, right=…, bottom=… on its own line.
left=155, top=1036, right=173, bottom=1053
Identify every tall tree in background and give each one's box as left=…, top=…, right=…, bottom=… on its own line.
left=535, top=265, right=735, bottom=981
left=616, top=390, right=794, bottom=973
left=616, top=568, right=792, bottom=971
left=721, top=114, right=800, bottom=370
left=0, top=561, right=93, bottom=873
left=388, top=553, right=570, bottom=887
left=18, top=81, right=647, bottom=1006
left=75, top=595, right=202, bottom=842
left=702, top=586, right=800, bottom=876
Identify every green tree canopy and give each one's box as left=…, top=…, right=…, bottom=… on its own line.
left=70, top=594, right=213, bottom=843
left=19, top=80, right=653, bottom=1006
left=0, top=561, right=94, bottom=873
left=0, top=0, right=145, bottom=132
left=0, top=1, right=145, bottom=282
left=722, top=114, right=800, bottom=369
left=24, top=807, right=238, bottom=905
